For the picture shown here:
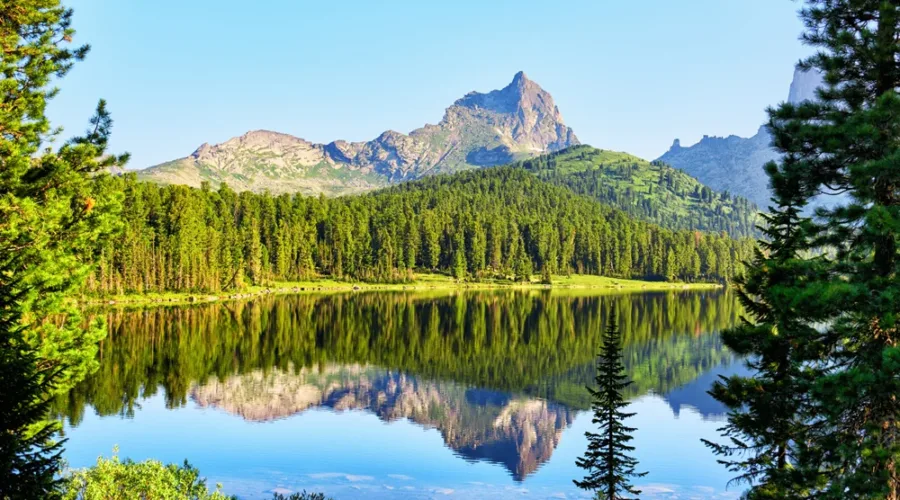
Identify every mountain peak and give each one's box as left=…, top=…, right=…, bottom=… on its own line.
left=506, top=70, right=543, bottom=99
left=511, top=70, right=529, bottom=86
left=787, top=67, right=824, bottom=105
left=455, top=71, right=549, bottom=114
left=658, top=65, right=839, bottom=210
left=141, top=73, right=578, bottom=195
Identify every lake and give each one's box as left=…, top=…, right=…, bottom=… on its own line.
left=57, top=289, right=747, bottom=499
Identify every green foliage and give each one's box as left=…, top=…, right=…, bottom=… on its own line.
left=0, top=289, right=65, bottom=498
left=706, top=1, right=900, bottom=497
left=703, top=162, right=825, bottom=498
left=85, top=168, right=754, bottom=295
left=0, top=0, right=125, bottom=496
left=540, top=265, right=552, bottom=284
left=783, top=2, right=900, bottom=496
left=62, top=450, right=233, bottom=500
left=574, top=311, right=646, bottom=498
left=515, top=145, right=761, bottom=238
left=0, top=3, right=126, bottom=391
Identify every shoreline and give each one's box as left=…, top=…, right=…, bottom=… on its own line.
left=78, top=274, right=724, bottom=307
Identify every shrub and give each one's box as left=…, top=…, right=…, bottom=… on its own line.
left=62, top=450, right=233, bottom=500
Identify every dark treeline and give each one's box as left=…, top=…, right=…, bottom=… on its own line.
left=514, top=145, right=760, bottom=238
left=53, top=289, right=741, bottom=425
left=85, top=167, right=754, bottom=294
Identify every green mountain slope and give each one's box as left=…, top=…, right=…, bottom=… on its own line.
left=513, top=145, right=760, bottom=238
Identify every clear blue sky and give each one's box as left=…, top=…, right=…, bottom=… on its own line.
left=47, top=0, right=809, bottom=169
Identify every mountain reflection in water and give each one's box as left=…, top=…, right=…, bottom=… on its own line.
left=56, top=289, right=743, bottom=491
left=190, top=365, right=574, bottom=481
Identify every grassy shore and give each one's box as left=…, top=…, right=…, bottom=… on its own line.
left=79, top=273, right=722, bottom=306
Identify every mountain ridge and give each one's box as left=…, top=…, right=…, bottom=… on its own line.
left=657, top=68, right=827, bottom=209
left=138, top=72, right=579, bottom=195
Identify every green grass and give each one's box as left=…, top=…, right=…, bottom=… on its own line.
left=79, top=272, right=720, bottom=306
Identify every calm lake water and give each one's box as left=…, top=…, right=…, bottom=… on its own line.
left=57, top=290, right=748, bottom=499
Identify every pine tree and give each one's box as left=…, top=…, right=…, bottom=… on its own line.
left=703, top=160, right=825, bottom=498
left=0, top=0, right=126, bottom=493
left=664, top=249, right=677, bottom=282
left=0, top=287, right=64, bottom=497
left=453, top=232, right=467, bottom=281
left=540, top=265, right=553, bottom=285
left=752, top=1, right=900, bottom=497
left=707, top=1, right=900, bottom=497
left=574, top=311, right=646, bottom=499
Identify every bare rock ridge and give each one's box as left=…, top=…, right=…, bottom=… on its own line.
left=657, top=68, right=829, bottom=209
left=452, top=71, right=578, bottom=153
left=138, top=72, right=579, bottom=196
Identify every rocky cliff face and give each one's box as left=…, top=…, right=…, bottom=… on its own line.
left=657, top=68, right=829, bottom=209
left=189, top=364, right=575, bottom=481
left=138, top=72, right=579, bottom=195
left=787, top=66, right=824, bottom=105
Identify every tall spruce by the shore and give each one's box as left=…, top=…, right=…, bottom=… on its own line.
left=0, top=1, right=126, bottom=495
left=786, top=1, right=900, bottom=496
left=703, top=158, right=826, bottom=498
left=574, top=311, right=646, bottom=499
left=706, top=0, right=900, bottom=497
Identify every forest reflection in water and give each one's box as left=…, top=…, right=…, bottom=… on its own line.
left=57, top=289, right=743, bottom=486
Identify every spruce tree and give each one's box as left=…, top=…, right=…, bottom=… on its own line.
left=540, top=264, right=553, bottom=285
left=0, top=0, right=126, bottom=494
left=0, top=287, right=64, bottom=496
left=453, top=232, right=467, bottom=281
left=725, top=1, right=900, bottom=496
left=703, top=159, right=826, bottom=498
left=574, top=310, right=646, bottom=499
left=664, top=249, right=677, bottom=282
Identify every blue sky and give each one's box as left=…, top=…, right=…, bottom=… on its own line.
left=48, top=0, right=808, bottom=169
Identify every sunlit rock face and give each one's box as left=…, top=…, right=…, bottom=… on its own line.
left=138, top=72, right=578, bottom=196
left=190, top=364, right=574, bottom=480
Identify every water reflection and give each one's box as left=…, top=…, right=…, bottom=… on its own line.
left=662, top=360, right=751, bottom=420
left=57, top=289, right=743, bottom=494
left=190, top=365, right=574, bottom=480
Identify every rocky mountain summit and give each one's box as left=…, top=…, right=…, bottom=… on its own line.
left=138, top=72, right=579, bottom=195
left=658, top=68, right=827, bottom=209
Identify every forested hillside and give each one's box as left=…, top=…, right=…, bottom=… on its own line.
left=84, top=168, right=753, bottom=295
left=514, top=145, right=760, bottom=238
